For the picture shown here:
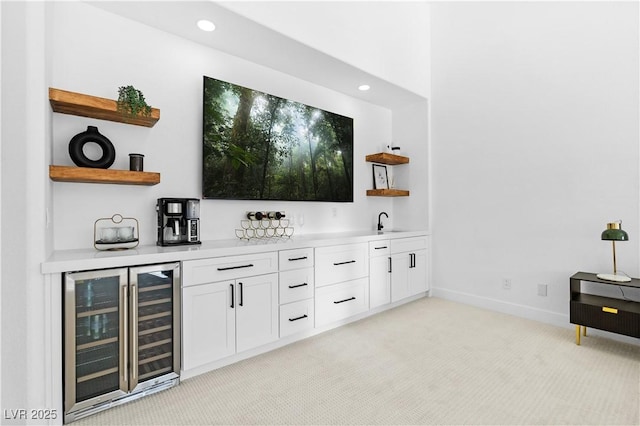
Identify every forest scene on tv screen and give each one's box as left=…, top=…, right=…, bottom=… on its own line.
left=203, top=76, right=354, bottom=201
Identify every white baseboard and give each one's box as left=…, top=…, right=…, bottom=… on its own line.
left=432, top=287, right=639, bottom=346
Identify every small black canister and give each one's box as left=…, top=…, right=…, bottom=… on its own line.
left=129, top=153, right=144, bottom=171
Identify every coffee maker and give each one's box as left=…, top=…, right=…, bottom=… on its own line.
left=156, top=198, right=201, bottom=246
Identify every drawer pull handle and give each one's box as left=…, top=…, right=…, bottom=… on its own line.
left=333, top=260, right=356, bottom=266
left=374, top=246, right=388, bottom=250
left=288, top=283, right=308, bottom=289
left=288, top=314, right=308, bottom=322
left=602, top=306, right=618, bottom=314
left=288, top=256, right=308, bottom=261
left=334, top=296, right=356, bottom=304
left=217, top=264, right=254, bottom=271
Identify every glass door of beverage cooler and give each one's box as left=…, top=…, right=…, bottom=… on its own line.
left=129, top=263, right=180, bottom=393
left=64, top=268, right=129, bottom=415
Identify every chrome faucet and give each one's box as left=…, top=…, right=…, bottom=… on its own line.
left=377, top=212, right=389, bottom=231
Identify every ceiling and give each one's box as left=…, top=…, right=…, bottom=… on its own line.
left=86, top=1, right=426, bottom=109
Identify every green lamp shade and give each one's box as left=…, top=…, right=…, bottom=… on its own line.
left=601, top=222, right=629, bottom=241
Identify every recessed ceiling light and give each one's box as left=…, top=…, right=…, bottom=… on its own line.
left=358, top=84, right=370, bottom=91
left=197, top=19, right=216, bottom=32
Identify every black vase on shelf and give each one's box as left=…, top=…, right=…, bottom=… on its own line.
left=68, top=126, right=115, bottom=169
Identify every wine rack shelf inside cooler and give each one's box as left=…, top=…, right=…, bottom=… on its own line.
left=74, top=275, right=122, bottom=402
left=136, top=273, right=174, bottom=382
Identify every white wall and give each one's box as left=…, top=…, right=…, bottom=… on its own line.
left=0, top=0, right=4, bottom=414
left=430, top=2, right=640, bottom=326
left=1, top=0, right=51, bottom=418
left=220, top=1, right=431, bottom=99
left=50, top=2, right=402, bottom=250
left=392, top=100, right=430, bottom=229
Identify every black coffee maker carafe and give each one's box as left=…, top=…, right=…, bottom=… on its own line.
left=156, top=198, right=201, bottom=246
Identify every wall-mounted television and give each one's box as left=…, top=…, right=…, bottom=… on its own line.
left=202, top=76, right=354, bottom=202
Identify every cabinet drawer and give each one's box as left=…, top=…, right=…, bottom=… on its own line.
left=182, top=252, right=278, bottom=286
left=279, top=268, right=314, bottom=304
left=315, top=243, right=368, bottom=287
left=279, top=247, right=314, bottom=271
left=280, top=299, right=315, bottom=338
left=315, top=278, right=369, bottom=327
left=369, top=240, right=391, bottom=257
left=570, top=301, right=640, bottom=338
left=390, top=236, right=427, bottom=254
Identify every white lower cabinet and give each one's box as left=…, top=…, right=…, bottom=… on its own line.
left=278, top=247, right=315, bottom=338
left=182, top=253, right=279, bottom=371
left=315, top=278, right=369, bottom=327
left=390, top=237, right=428, bottom=303
left=315, top=243, right=369, bottom=287
left=369, top=240, right=391, bottom=309
left=182, top=280, right=235, bottom=370
left=390, top=253, right=411, bottom=302
left=280, top=298, right=314, bottom=338
left=279, top=267, right=314, bottom=305
left=315, top=243, right=369, bottom=327
left=235, top=273, right=279, bottom=353
left=410, top=250, right=428, bottom=294
left=180, top=235, right=427, bottom=374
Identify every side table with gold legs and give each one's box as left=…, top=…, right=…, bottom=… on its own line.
left=570, top=272, right=640, bottom=345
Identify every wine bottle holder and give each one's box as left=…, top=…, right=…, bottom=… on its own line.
left=235, top=215, right=294, bottom=240
left=94, top=214, right=139, bottom=250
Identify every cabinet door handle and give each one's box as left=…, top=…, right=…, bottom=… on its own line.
left=374, top=246, right=388, bottom=250
left=130, top=284, right=138, bottom=387
left=288, top=314, right=308, bottom=322
left=122, top=285, right=128, bottom=384
left=409, top=253, right=415, bottom=268
left=239, top=282, right=243, bottom=307
left=288, top=283, right=308, bottom=289
left=230, top=284, right=234, bottom=308
left=602, top=306, right=618, bottom=314
left=333, top=260, right=356, bottom=266
left=334, top=296, right=356, bottom=304
left=217, top=264, right=254, bottom=271
left=288, top=256, right=308, bottom=261
left=388, top=257, right=392, bottom=273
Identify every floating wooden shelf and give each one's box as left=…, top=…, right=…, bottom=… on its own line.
left=366, top=152, right=410, bottom=196
left=49, top=88, right=160, bottom=127
left=366, top=189, right=410, bottom=197
left=365, top=153, right=409, bottom=165
left=49, top=165, right=160, bottom=186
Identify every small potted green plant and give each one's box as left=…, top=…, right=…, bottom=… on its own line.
left=116, top=85, right=152, bottom=117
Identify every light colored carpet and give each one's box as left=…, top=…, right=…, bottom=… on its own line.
left=78, top=297, right=639, bottom=425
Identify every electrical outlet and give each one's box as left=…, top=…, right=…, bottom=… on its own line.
left=502, top=278, right=512, bottom=290
left=332, top=207, right=337, bottom=217
left=537, top=284, right=548, bottom=297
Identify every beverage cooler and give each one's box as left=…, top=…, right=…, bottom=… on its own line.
left=63, top=263, right=180, bottom=423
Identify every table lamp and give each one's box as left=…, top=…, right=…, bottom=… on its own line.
left=596, top=221, right=631, bottom=282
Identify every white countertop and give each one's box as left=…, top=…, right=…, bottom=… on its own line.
left=41, top=229, right=429, bottom=274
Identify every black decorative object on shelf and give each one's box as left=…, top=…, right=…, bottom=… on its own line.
left=68, top=126, right=115, bottom=169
